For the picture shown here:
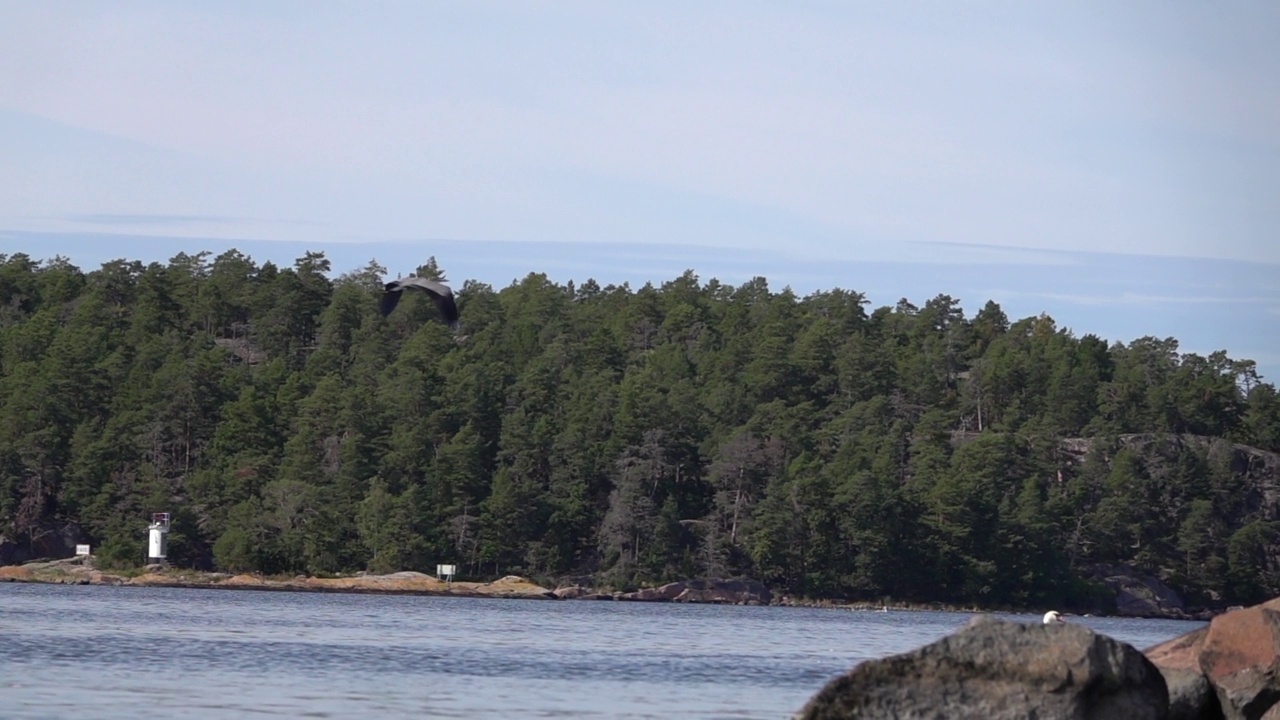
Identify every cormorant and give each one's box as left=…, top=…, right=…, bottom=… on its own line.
left=380, top=276, right=459, bottom=329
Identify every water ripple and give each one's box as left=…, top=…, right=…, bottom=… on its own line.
left=0, top=583, right=1204, bottom=719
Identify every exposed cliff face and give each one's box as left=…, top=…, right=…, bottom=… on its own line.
left=1057, top=433, right=1280, bottom=614
left=1059, top=434, right=1280, bottom=520
left=0, top=522, right=84, bottom=566
left=947, top=431, right=1279, bottom=615
left=1087, top=563, right=1194, bottom=619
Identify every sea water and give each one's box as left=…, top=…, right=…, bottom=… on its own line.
left=0, top=583, right=1205, bottom=718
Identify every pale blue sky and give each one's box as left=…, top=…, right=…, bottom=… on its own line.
left=1, top=2, right=1277, bottom=378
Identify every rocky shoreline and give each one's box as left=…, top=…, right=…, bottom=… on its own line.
left=0, top=558, right=782, bottom=605
left=0, top=557, right=561, bottom=600
left=0, top=556, right=1219, bottom=620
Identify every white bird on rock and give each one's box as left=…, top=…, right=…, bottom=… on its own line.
left=1043, top=610, right=1065, bottom=624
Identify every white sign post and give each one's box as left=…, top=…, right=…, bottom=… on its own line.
left=75, top=544, right=91, bottom=556
left=436, top=564, right=457, bottom=584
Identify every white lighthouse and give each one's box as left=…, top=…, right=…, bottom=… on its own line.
left=147, top=512, right=170, bottom=566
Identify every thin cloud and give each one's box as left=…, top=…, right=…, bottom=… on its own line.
left=1, top=5, right=1277, bottom=262
left=984, top=289, right=1279, bottom=307
left=70, top=213, right=231, bottom=226
left=1116, top=293, right=1280, bottom=305
left=984, top=290, right=1115, bottom=307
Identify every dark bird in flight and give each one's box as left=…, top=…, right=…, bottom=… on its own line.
left=380, top=276, right=460, bottom=329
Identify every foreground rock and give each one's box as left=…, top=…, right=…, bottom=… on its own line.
left=797, top=616, right=1168, bottom=720
left=617, top=577, right=772, bottom=605
left=1147, top=597, right=1280, bottom=720
left=1144, top=626, right=1221, bottom=720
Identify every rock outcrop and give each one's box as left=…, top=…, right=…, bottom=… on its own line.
left=552, top=585, right=613, bottom=600
left=0, top=562, right=35, bottom=581
left=0, top=535, right=20, bottom=566
left=1144, top=626, right=1222, bottom=720
left=617, top=577, right=772, bottom=605
left=1060, top=435, right=1280, bottom=618
left=0, top=559, right=557, bottom=599
left=1147, top=598, right=1280, bottom=720
left=0, top=522, right=85, bottom=566
left=1055, top=435, right=1280, bottom=525
left=1089, top=562, right=1190, bottom=618
left=797, top=616, right=1169, bottom=720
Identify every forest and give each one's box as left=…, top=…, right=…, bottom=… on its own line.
left=1, top=249, right=1278, bottom=611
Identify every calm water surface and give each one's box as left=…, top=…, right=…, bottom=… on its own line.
left=0, top=583, right=1205, bottom=718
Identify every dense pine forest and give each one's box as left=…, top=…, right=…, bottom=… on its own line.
left=2, top=250, right=1278, bottom=611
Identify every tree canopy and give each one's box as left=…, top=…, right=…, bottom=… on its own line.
left=2, top=250, right=1277, bottom=610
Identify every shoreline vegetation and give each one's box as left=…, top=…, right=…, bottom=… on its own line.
left=3, top=251, right=1277, bottom=621
left=0, top=556, right=1215, bottom=620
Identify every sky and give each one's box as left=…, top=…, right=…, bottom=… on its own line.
left=1, top=2, right=1277, bottom=379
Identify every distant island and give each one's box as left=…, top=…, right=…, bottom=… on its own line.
left=1, top=249, right=1277, bottom=618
